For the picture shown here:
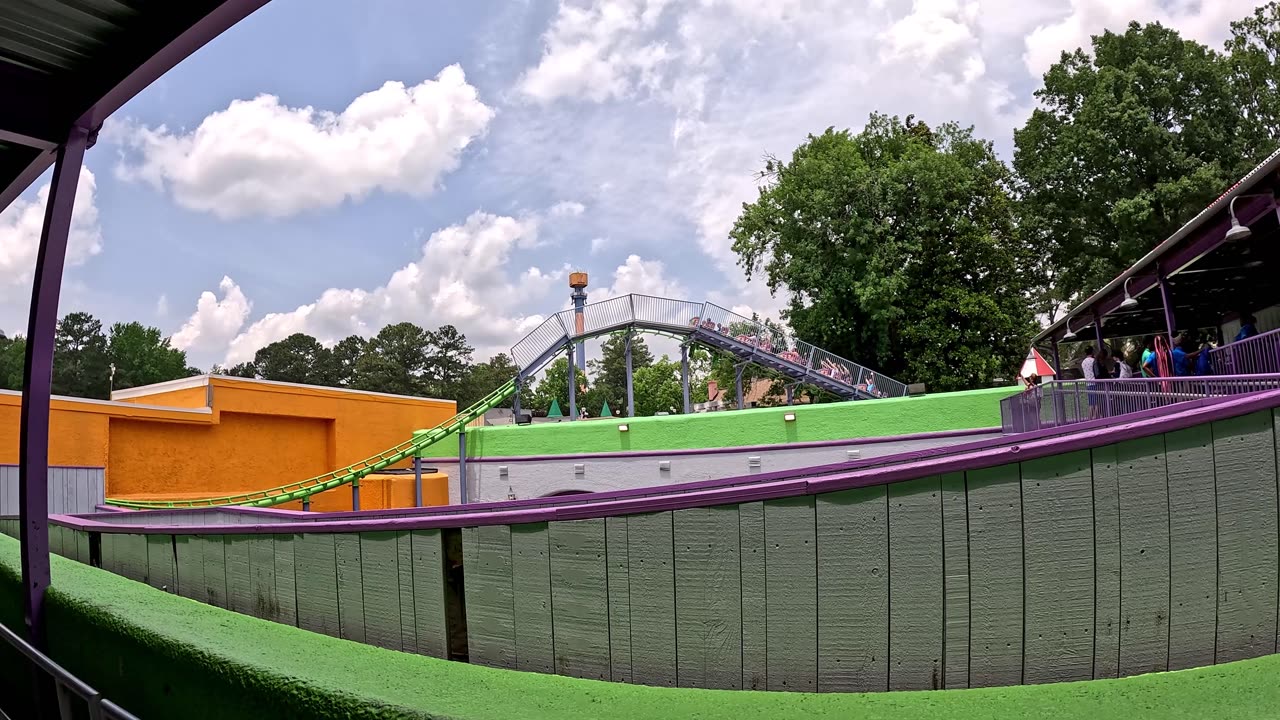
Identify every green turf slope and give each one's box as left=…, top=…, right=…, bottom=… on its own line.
left=0, top=535, right=1276, bottom=719
left=420, top=386, right=1018, bottom=459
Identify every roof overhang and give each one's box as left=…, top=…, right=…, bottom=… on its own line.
left=1035, top=147, right=1280, bottom=345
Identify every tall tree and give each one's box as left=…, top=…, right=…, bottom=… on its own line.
left=458, top=352, right=531, bottom=410
left=632, top=357, right=697, bottom=416
left=731, top=117, right=1033, bottom=391
left=106, top=322, right=193, bottom=391
left=52, top=312, right=110, bottom=399
left=0, top=334, right=24, bottom=391
left=587, top=333, right=653, bottom=416
left=530, top=357, right=588, bottom=416
left=252, top=333, right=337, bottom=385
left=1014, top=22, right=1253, bottom=309
left=1226, top=2, right=1280, bottom=158
left=331, top=335, right=366, bottom=387
left=423, top=324, right=474, bottom=400
left=353, top=322, right=431, bottom=395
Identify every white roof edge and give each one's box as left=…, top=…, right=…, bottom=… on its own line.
left=111, top=373, right=453, bottom=405
left=0, top=388, right=212, bottom=415
left=1033, top=146, right=1280, bottom=345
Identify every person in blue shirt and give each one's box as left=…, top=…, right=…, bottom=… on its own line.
left=1195, top=340, right=1214, bottom=376
left=1140, top=336, right=1159, bottom=377
left=1170, top=334, right=1203, bottom=376
left=1235, top=314, right=1258, bottom=343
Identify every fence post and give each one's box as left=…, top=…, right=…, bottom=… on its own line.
left=414, top=456, right=423, bottom=508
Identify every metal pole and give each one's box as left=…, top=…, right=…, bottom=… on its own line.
left=1050, top=340, right=1062, bottom=377
left=785, top=385, right=794, bottom=405
left=19, top=126, right=88, bottom=649
left=567, top=345, right=577, bottom=421
left=625, top=331, right=635, bottom=418
left=735, top=364, right=745, bottom=410
left=1157, top=270, right=1177, bottom=341
left=458, top=430, right=468, bottom=505
left=1092, top=309, right=1104, bottom=349
left=681, top=344, right=691, bottom=414
left=414, top=456, right=423, bottom=508
left=351, top=476, right=360, bottom=511
left=512, top=377, right=521, bottom=417
left=302, top=497, right=311, bottom=512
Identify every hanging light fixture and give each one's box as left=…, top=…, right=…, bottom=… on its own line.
left=1224, top=193, right=1274, bottom=242
left=1118, top=277, right=1139, bottom=310
left=1062, top=321, right=1077, bottom=341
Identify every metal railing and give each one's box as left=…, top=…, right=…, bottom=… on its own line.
left=1000, top=375, right=1280, bottom=433
left=1207, top=328, right=1280, bottom=376
left=0, top=620, right=139, bottom=719
left=508, top=293, right=907, bottom=398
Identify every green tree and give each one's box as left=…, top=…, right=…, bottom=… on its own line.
left=459, top=353, right=531, bottom=410
left=106, top=322, right=192, bottom=391
left=530, top=357, right=588, bottom=416
left=331, top=335, right=366, bottom=387
left=252, top=333, right=337, bottom=385
left=587, top=333, right=653, bottom=416
left=223, top=362, right=259, bottom=378
left=423, top=324, right=474, bottom=400
left=632, top=357, right=687, bottom=416
left=732, top=117, right=1032, bottom=391
left=1226, top=3, right=1280, bottom=158
left=1014, top=22, right=1253, bottom=310
left=52, top=312, right=110, bottom=399
left=353, top=322, right=431, bottom=395
left=0, top=334, right=24, bottom=391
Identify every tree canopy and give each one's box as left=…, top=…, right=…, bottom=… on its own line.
left=731, top=116, right=1034, bottom=391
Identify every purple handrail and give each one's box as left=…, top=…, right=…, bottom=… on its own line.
left=1206, top=328, right=1280, bottom=376
left=1001, top=374, right=1280, bottom=433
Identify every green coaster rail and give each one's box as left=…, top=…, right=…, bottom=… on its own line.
left=105, top=379, right=518, bottom=509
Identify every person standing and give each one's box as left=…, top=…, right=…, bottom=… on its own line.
left=1236, top=314, right=1258, bottom=342
left=1081, top=346, right=1101, bottom=419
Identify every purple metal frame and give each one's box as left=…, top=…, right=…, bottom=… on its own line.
left=18, top=127, right=87, bottom=646
left=8, top=2, right=273, bottom=653
left=1207, top=328, right=1280, bottom=376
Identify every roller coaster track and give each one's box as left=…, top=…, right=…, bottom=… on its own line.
left=107, top=293, right=904, bottom=509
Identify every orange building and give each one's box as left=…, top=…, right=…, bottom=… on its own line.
left=0, top=376, right=455, bottom=511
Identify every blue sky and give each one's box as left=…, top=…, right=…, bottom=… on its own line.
left=0, top=0, right=1255, bottom=369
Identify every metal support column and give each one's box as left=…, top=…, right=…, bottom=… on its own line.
left=567, top=344, right=577, bottom=420
left=1092, top=309, right=1104, bottom=349
left=625, top=331, right=635, bottom=417
left=1157, top=270, right=1177, bottom=340
left=458, top=430, right=468, bottom=505
left=19, top=126, right=88, bottom=648
left=351, top=477, right=360, bottom=511
left=512, top=377, right=522, bottom=416
left=413, top=456, right=423, bottom=508
left=785, top=385, right=794, bottom=405
left=1050, top=340, right=1062, bottom=377
left=302, top=497, right=311, bottom=512
left=680, top=344, right=691, bottom=414
left=735, top=363, right=746, bottom=410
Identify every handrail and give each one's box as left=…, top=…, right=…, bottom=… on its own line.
left=0, top=620, right=140, bottom=720
left=106, top=379, right=518, bottom=509
left=1206, top=327, right=1280, bottom=376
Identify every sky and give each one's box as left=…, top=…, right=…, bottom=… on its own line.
left=0, top=0, right=1261, bottom=371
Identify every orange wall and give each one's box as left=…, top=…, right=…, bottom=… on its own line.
left=0, top=378, right=456, bottom=509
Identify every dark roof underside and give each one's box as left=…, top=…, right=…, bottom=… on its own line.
left=0, top=0, right=265, bottom=207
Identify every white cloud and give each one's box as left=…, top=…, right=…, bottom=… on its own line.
left=156, top=294, right=169, bottom=317
left=590, top=254, right=688, bottom=301
left=589, top=236, right=612, bottom=255
left=116, top=65, right=495, bottom=219
left=181, top=211, right=564, bottom=366
left=171, top=276, right=252, bottom=357
left=549, top=200, right=586, bottom=217
left=0, top=169, right=102, bottom=294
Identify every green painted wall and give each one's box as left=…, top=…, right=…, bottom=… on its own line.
left=419, top=386, right=1017, bottom=458
left=1, top=536, right=1280, bottom=719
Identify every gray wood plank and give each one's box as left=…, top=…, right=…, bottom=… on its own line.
left=1214, top=410, right=1279, bottom=663
left=765, top=495, right=817, bottom=692
left=411, top=529, right=447, bottom=658
left=335, top=533, right=366, bottom=643
left=173, top=535, right=204, bottom=602
left=548, top=518, right=610, bottom=680
left=1165, top=425, right=1218, bottom=670
left=512, top=523, right=555, bottom=674
left=462, top=525, right=514, bottom=668
left=673, top=505, right=741, bottom=689
left=888, top=476, right=944, bottom=691
left=274, top=534, right=298, bottom=627
left=739, top=501, right=767, bottom=690
left=966, top=464, right=1023, bottom=687
left=117, top=534, right=149, bottom=584
left=1021, top=451, right=1094, bottom=684
left=201, top=535, right=228, bottom=609
left=626, top=512, right=677, bottom=686
left=76, top=529, right=90, bottom=565
left=1117, top=433, right=1170, bottom=676
left=293, top=533, right=340, bottom=637
left=940, top=472, right=970, bottom=689
left=223, top=535, right=254, bottom=615
left=816, top=486, right=888, bottom=692
left=248, top=536, right=277, bottom=621
left=605, top=515, right=632, bottom=683
left=396, top=531, right=416, bottom=651
left=1092, top=444, right=1122, bottom=679
left=359, top=532, right=402, bottom=651
left=146, top=535, right=175, bottom=593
